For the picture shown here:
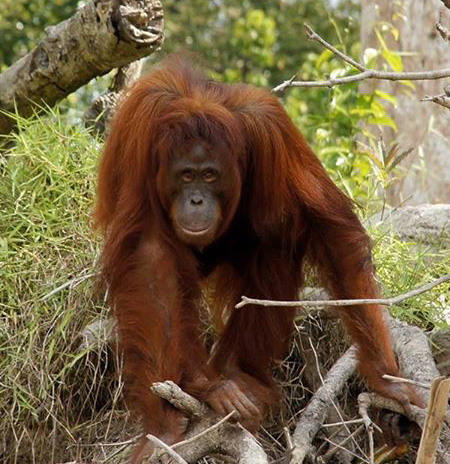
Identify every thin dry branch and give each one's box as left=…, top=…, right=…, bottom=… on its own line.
left=290, top=346, right=359, bottom=464
left=321, top=425, right=365, bottom=463
left=358, top=392, right=450, bottom=464
left=358, top=395, right=377, bottom=464
left=303, top=23, right=366, bottom=72
left=422, top=84, right=450, bottom=110
left=272, top=24, right=450, bottom=92
left=437, top=18, right=450, bottom=42
left=382, top=374, right=430, bottom=390
left=236, top=274, right=450, bottom=309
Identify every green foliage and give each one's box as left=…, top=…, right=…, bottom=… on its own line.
left=220, top=9, right=277, bottom=85
left=276, top=18, right=417, bottom=215
left=161, top=0, right=360, bottom=87
left=372, top=230, right=450, bottom=329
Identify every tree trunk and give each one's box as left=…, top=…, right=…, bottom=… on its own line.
left=360, top=0, right=450, bottom=205
left=0, top=0, right=164, bottom=136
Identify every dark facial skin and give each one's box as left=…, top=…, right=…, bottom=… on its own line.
left=167, top=143, right=231, bottom=249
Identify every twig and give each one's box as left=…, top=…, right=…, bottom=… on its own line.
left=236, top=274, right=450, bottom=309
left=303, top=23, right=366, bottom=72
left=322, top=418, right=365, bottom=428
left=290, top=346, right=359, bottom=464
left=382, top=374, right=430, bottom=390
left=272, top=24, right=450, bottom=91
left=284, top=426, right=294, bottom=453
left=320, top=434, right=369, bottom=464
left=273, top=68, right=450, bottom=91
left=145, top=434, right=188, bottom=464
left=101, top=438, right=139, bottom=463
left=421, top=84, right=450, bottom=110
left=357, top=392, right=426, bottom=429
left=358, top=395, right=376, bottom=464
left=173, top=411, right=236, bottom=449
left=321, top=425, right=365, bottom=463
left=40, top=271, right=97, bottom=301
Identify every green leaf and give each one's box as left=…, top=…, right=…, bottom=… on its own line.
left=363, top=150, right=384, bottom=170
left=382, top=49, right=403, bottom=72
left=375, top=29, right=388, bottom=51
left=316, top=49, right=333, bottom=68
left=399, top=80, right=415, bottom=90
left=374, top=89, right=397, bottom=106
left=367, top=115, right=398, bottom=131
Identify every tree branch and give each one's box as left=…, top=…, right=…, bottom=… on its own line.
left=290, top=346, right=359, bottom=464
left=421, top=84, right=450, bottom=110
left=236, top=274, right=450, bottom=309
left=0, top=0, right=164, bottom=135
left=273, top=24, right=450, bottom=92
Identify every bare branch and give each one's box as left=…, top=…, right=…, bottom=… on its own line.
left=273, top=68, right=450, bottom=92
left=273, top=24, right=450, bottom=92
left=303, top=23, right=366, bottom=72
left=358, top=391, right=450, bottom=464
left=357, top=392, right=426, bottom=428
left=151, top=381, right=205, bottom=418
left=422, top=84, right=450, bottom=110
left=382, top=374, right=430, bottom=390
left=236, top=273, right=450, bottom=309
left=358, top=395, right=376, bottom=464
left=321, top=425, right=365, bottom=463
left=290, top=346, right=359, bottom=464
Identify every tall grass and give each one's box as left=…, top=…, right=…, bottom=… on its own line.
left=0, top=109, right=130, bottom=464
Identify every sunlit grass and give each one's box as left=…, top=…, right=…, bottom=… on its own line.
left=0, top=108, right=129, bottom=464
left=372, top=229, right=450, bottom=328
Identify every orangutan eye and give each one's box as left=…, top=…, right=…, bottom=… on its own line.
left=181, top=171, right=194, bottom=183
left=203, top=170, right=217, bottom=183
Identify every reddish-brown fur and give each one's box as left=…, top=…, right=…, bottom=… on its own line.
left=95, top=58, right=422, bottom=449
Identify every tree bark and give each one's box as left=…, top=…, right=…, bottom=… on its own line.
left=360, top=0, right=450, bottom=205
left=0, top=0, right=164, bottom=136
